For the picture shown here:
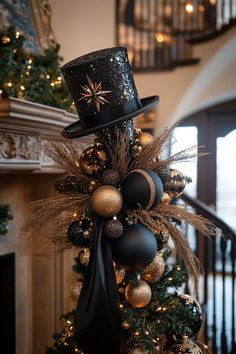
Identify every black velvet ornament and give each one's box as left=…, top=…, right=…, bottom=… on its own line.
left=121, top=168, right=163, bottom=210
left=67, top=219, right=92, bottom=247
left=111, top=223, right=157, bottom=271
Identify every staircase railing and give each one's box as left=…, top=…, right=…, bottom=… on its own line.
left=180, top=193, right=236, bottom=354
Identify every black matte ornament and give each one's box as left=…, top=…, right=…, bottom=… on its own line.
left=67, top=219, right=92, bottom=247
left=111, top=223, right=157, bottom=270
left=121, top=168, right=163, bottom=210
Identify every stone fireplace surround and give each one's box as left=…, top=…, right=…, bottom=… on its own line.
left=0, top=98, right=92, bottom=354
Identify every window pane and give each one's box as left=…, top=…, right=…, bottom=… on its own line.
left=171, top=126, right=198, bottom=198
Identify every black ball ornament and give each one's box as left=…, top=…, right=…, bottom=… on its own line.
left=178, top=294, right=202, bottom=334
left=80, top=146, right=107, bottom=177
left=104, top=219, right=123, bottom=239
left=111, top=223, right=157, bottom=270
left=67, top=218, right=92, bottom=247
left=121, top=168, right=163, bottom=210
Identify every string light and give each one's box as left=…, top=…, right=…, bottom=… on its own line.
left=20, top=85, right=25, bottom=90
left=185, top=3, right=194, bottom=13
left=155, top=32, right=165, bottom=43
left=50, top=82, right=55, bottom=87
left=7, top=82, right=12, bottom=87
left=46, top=74, right=50, bottom=79
left=0, top=89, right=2, bottom=94
left=28, top=58, right=33, bottom=64
left=15, top=31, right=20, bottom=38
left=27, top=65, right=31, bottom=69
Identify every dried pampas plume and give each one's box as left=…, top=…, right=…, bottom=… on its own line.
left=128, top=203, right=215, bottom=290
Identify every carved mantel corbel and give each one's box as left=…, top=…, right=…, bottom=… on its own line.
left=0, top=97, right=92, bottom=173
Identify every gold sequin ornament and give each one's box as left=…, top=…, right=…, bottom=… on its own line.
left=91, top=185, right=123, bottom=218
left=139, top=132, right=154, bottom=148
left=80, top=146, right=107, bottom=177
left=70, top=281, right=83, bottom=301
left=79, top=248, right=90, bottom=266
left=125, top=280, right=152, bottom=308
left=142, top=252, right=165, bottom=282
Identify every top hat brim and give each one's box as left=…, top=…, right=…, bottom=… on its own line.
left=62, top=95, right=159, bottom=139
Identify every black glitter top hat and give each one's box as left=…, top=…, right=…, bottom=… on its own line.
left=61, top=47, right=159, bottom=139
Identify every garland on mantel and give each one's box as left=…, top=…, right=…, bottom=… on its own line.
left=0, top=27, right=75, bottom=112
left=0, top=204, right=13, bottom=235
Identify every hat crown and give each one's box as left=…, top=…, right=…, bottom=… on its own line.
left=61, top=47, right=140, bottom=119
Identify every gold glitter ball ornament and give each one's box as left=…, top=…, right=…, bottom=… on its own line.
left=80, top=146, right=107, bottom=177
left=125, top=280, right=152, bottom=308
left=70, top=281, right=83, bottom=301
left=142, top=253, right=165, bottom=282
left=139, top=132, right=154, bottom=148
left=91, top=185, right=123, bottom=218
left=79, top=248, right=90, bottom=266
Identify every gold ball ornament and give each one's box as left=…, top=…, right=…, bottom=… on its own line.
left=79, top=248, right=90, bottom=266
left=70, top=281, right=83, bottom=301
left=2, top=35, right=11, bottom=44
left=142, top=253, right=165, bottom=282
left=91, top=185, right=123, bottom=218
left=125, top=280, right=152, bottom=308
left=80, top=146, right=107, bottom=177
left=161, top=192, right=172, bottom=204
left=115, top=267, right=126, bottom=284
left=139, top=132, right=154, bottom=148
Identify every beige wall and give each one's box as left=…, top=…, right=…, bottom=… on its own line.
left=49, top=0, right=236, bottom=130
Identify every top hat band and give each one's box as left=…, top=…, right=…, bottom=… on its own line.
left=77, top=96, right=141, bottom=130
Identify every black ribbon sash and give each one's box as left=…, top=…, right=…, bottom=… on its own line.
left=74, top=217, right=122, bottom=354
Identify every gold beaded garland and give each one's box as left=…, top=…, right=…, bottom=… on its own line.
left=91, top=185, right=123, bottom=218
left=142, top=253, right=165, bottom=282
left=125, top=280, right=152, bottom=308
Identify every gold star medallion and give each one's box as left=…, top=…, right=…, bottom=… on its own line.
left=78, top=74, right=111, bottom=112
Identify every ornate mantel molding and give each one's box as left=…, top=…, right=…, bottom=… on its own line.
left=0, top=98, right=93, bottom=172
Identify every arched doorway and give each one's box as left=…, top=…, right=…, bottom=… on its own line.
left=172, top=99, right=236, bottom=353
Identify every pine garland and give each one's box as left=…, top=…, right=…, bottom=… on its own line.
left=0, top=27, right=74, bottom=112
left=0, top=204, right=13, bottom=235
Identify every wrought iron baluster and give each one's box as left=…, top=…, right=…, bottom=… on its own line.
left=230, top=240, right=236, bottom=354
left=220, top=237, right=228, bottom=354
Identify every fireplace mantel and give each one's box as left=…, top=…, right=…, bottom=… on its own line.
left=0, top=97, right=92, bottom=172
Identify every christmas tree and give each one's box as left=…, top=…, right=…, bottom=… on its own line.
left=45, top=250, right=208, bottom=354
left=24, top=47, right=214, bottom=354
left=0, top=27, right=74, bottom=111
